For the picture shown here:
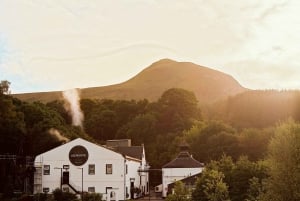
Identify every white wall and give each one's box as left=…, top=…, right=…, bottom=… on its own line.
left=34, top=138, right=127, bottom=200
left=162, top=167, right=203, bottom=197
left=125, top=155, right=148, bottom=198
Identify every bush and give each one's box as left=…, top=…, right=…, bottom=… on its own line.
left=83, top=193, right=102, bottom=201
left=52, top=189, right=78, bottom=201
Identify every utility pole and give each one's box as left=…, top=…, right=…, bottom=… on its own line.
left=78, top=167, right=83, bottom=201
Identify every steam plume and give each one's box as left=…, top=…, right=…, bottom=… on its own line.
left=48, top=128, right=70, bottom=143
left=62, top=88, right=84, bottom=128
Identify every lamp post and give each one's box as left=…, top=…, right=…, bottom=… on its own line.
left=54, top=167, right=63, bottom=190
left=78, top=167, right=83, bottom=201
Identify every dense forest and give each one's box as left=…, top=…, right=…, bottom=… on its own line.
left=1, top=80, right=300, bottom=201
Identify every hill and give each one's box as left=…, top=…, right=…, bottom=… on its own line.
left=13, top=59, right=247, bottom=104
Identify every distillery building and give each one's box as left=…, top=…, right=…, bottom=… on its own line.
left=33, top=138, right=149, bottom=201
left=161, top=144, right=204, bottom=198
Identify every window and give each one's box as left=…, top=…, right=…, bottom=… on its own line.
left=88, top=187, right=95, bottom=193
left=43, top=165, right=50, bottom=175
left=43, top=188, right=49, bottom=193
left=88, top=164, right=95, bottom=175
left=126, top=164, right=128, bottom=174
left=106, top=164, right=112, bottom=174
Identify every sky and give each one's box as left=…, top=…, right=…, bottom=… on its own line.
left=0, top=0, right=299, bottom=94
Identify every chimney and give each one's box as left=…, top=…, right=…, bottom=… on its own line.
left=106, top=139, right=131, bottom=147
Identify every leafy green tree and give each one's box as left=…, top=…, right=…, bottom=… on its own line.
left=166, top=181, right=191, bottom=201
left=47, top=100, right=72, bottom=124
left=238, top=128, right=274, bottom=161
left=0, top=95, right=25, bottom=154
left=20, top=101, right=88, bottom=155
left=185, top=121, right=239, bottom=163
left=261, top=120, right=300, bottom=201
left=84, top=109, right=117, bottom=141
left=207, top=155, right=235, bottom=187
left=116, top=113, right=157, bottom=145
left=229, top=156, right=262, bottom=201
left=207, top=155, right=268, bottom=201
left=0, top=80, right=11, bottom=94
left=245, top=177, right=264, bottom=201
left=192, top=169, right=230, bottom=201
left=157, top=88, right=201, bottom=134
left=113, top=99, right=149, bottom=127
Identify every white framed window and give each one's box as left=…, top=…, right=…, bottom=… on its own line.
left=43, top=165, right=50, bottom=175
left=106, top=164, right=112, bottom=174
left=88, top=164, right=95, bottom=175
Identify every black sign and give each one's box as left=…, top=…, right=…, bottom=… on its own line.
left=69, top=145, right=89, bottom=166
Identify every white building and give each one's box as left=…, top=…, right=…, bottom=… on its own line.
left=33, top=138, right=149, bottom=201
left=162, top=144, right=204, bottom=198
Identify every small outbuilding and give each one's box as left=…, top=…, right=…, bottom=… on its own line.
left=161, top=143, right=204, bottom=198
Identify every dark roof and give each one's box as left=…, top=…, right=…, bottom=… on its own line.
left=167, top=173, right=201, bottom=192
left=163, top=151, right=204, bottom=168
left=113, top=146, right=143, bottom=160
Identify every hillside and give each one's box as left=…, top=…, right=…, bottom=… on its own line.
left=13, top=59, right=247, bottom=104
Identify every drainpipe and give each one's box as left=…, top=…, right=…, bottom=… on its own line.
left=124, top=157, right=126, bottom=200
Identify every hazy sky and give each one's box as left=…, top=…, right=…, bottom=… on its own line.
left=0, top=0, right=299, bottom=93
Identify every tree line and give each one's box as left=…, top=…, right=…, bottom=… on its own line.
left=1, top=80, right=300, bottom=200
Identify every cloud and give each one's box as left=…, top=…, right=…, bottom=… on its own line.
left=0, top=0, right=299, bottom=92
left=224, top=60, right=300, bottom=90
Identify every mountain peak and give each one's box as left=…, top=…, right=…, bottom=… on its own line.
left=14, top=59, right=247, bottom=104
left=153, top=58, right=177, bottom=64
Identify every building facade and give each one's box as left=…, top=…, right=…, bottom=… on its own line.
left=34, top=138, right=149, bottom=201
left=161, top=145, right=204, bottom=198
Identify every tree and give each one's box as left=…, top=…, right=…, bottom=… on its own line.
left=166, top=181, right=191, bottom=201
left=47, top=100, right=72, bottom=124
left=116, top=113, right=157, bottom=145
left=0, top=95, right=25, bottom=154
left=206, top=155, right=268, bottom=201
left=245, top=177, right=264, bottom=201
left=157, top=88, right=201, bottom=133
left=238, top=128, right=274, bottom=161
left=229, top=156, right=263, bottom=201
left=185, top=121, right=239, bottom=163
left=261, top=120, right=300, bottom=201
left=192, top=169, right=230, bottom=201
left=0, top=80, right=11, bottom=95
left=84, top=109, right=117, bottom=141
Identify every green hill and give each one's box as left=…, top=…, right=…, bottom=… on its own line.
left=13, top=59, right=247, bottom=103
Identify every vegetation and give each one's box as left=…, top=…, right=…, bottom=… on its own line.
left=2, top=79, right=300, bottom=200
left=166, top=181, right=191, bottom=201
left=192, top=169, right=230, bottom=201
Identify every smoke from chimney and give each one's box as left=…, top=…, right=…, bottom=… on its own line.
left=62, top=88, right=84, bottom=128
left=48, top=128, right=70, bottom=143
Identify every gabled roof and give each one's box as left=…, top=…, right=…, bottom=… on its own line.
left=167, top=173, right=201, bottom=191
left=34, top=138, right=125, bottom=161
left=163, top=151, right=204, bottom=168
left=113, top=146, right=143, bottom=160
